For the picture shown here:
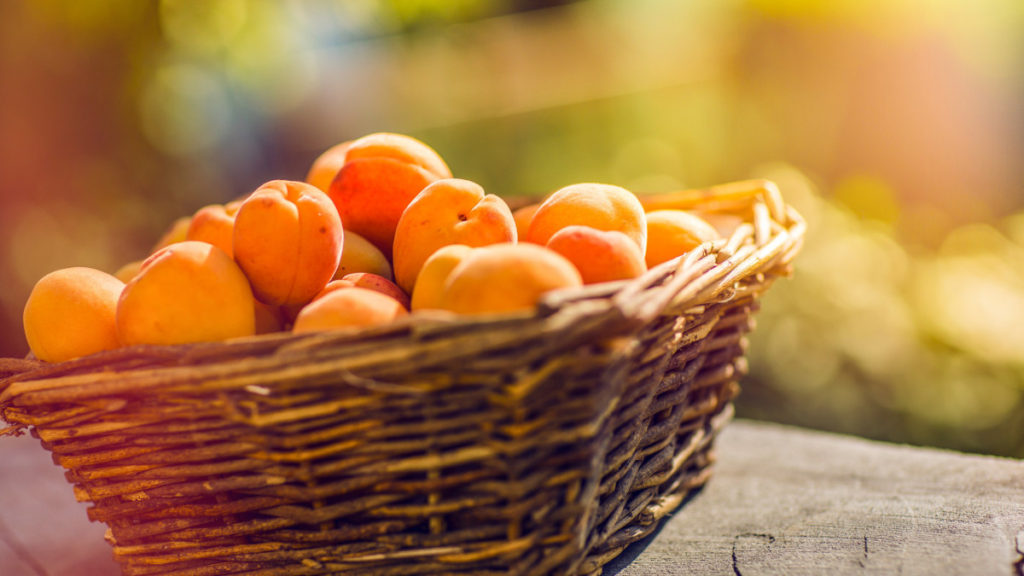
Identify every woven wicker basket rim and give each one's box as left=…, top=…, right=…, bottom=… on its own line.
left=0, top=182, right=805, bottom=423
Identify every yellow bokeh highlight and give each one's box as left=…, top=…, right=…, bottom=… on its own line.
left=139, top=64, right=231, bottom=156
left=159, top=0, right=248, bottom=56
left=833, top=174, right=901, bottom=225
left=223, top=5, right=318, bottom=116
left=27, top=0, right=146, bottom=38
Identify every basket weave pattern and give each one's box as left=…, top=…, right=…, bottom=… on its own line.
left=0, top=185, right=803, bottom=576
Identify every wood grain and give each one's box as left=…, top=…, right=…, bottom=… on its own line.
left=0, top=432, right=117, bottom=576
left=607, top=420, right=1024, bottom=576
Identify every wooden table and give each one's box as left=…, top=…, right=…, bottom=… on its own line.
left=2, top=420, right=1022, bottom=576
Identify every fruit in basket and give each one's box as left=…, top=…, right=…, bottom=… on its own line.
left=113, top=259, right=144, bottom=283
left=310, top=279, right=356, bottom=299
left=328, top=133, right=451, bottom=258
left=439, top=243, right=582, bottom=315
left=186, top=201, right=241, bottom=258
left=526, top=183, right=648, bottom=255
left=692, top=210, right=744, bottom=238
left=335, top=230, right=393, bottom=281
left=254, top=300, right=287, bottom=335
left=546, top=225, right=646, bottom=285
left=233, top=180, right=344, bottom=307
left=23, top=267, right=124, bottom=362
left=344, top=132, right=451, bottom=179
left=512, top=202, right=541, bottom=241
left=305, top=140, right=353, bottom=193
left=644, top=209, right=720, bottom=267
left=293, top=287, right=408, bottom=333
left=116, top=241, right=255, bottom=346
left=393, top=178, right=516, bottom=293
left=410, top=244, right=474, bottom=311
left=18, top=131, right=760, bottom=354
left=151, top=215, right=192, bottom=253
left=338, top=273, right=410, bottom=309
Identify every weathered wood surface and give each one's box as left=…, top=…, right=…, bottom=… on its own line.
left=606, top=420, right=1024, bottom=576
left=1, top=420, right=1021, bottom=575
left=0, top=431, right=116, bottom=576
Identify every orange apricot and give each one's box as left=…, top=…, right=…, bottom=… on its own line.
left=152, top=215, right=191, bottom=253
left=254, top=300, right=287, bottom=335
left=328, top=133, right=450, bottom=258
left=526, top=183, right=647, bottom=255
left=340, top=273, right=410, bottom=309
left=117, top=241, right=255, bottom=346
left=439, top=243, right=582, bottom=315
left=114, top=259, right=144, bottom=283
left=644, top=209, right=720, bottom=267
left=691, top=210, right=744, bottom=238
left=311, top=279, right=356, bottom=299
left=23, top=267, right=124, bottom=363
left=233, top=180, right=344, bottom=307
left=186, top=201, right=240, bottom=258
left=546, top=225, right=646, bottom=285
left=302, top=274, right=410, bottom=311
left=512, top=202, right=541, bottom=242
left=306, top=140, right=353, bottom=193
left=335, top=229, right=393, bottom=281
left=344, top=132, right=451, bottom=180
left=393, top=178, right=516, bottom=294
left=410, top=244, right=474, bottom=311
left=293, top=287, right=408, bottom=333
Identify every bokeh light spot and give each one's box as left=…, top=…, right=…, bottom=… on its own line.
left=159, top=0, right=248, bottom=56
left=223, top=6, right=318, bottom=116
left=140, top=64, right=232, bottom=156
left=833, top=173, right=901, bottom=225
left=914, top=255, right=1024, bottom=364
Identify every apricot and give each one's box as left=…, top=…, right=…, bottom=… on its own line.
left=393, top=179, right=516, bottom=293
left=293, top=287, right=408, bottom=333
left=152, top=216, right=191, bottom=253
left=335, top=229, right=393, bottom=281
left=512, top=202, right=541, bottom=242
left=280, top=280, right=358, bottom=324
left=288, top=275, right=411, bottom=321
left=254, top=300, right=287, bottom=335
left=306, top=140, right=352, bottom=193
left=410, top=244, right=474, bottom=311
left=117, top=241, right=255, bottom=346
left=233, top=180, right=344, bottom=307
left=526, top=183, right=647, bottom=255
left=23, top=267, right=124, bottom=363
left=339, top=273, right=410, bottom=309
left=691, top=210, right=744, bottom=238
left=328, top=133, right=451, bottom=258
left=114, top=259, right=144, bottom=283
left=644, top=210, right=720, bottom=267
left=311, top=279, right=356, bottom=299
left=186, top=201, right=240, bottom=258
left=343, top=133, right=451, bottom=180
left=439, top=244, right=582, bottom=315
left=546, top=225, right=646, bottom=285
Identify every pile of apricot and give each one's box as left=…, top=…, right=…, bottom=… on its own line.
left=23, top=133, right=725, bottom=363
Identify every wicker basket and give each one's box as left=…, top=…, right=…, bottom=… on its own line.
left=0, top=180, right=803, bottom=576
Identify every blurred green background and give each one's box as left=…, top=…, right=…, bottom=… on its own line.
left=2, top=0, right=1023, bottom=456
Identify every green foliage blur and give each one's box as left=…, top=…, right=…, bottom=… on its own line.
left=1, top=0, right=1022, bottom=455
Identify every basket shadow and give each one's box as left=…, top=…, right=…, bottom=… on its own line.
left=599, top=483, right=707, bottom=575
